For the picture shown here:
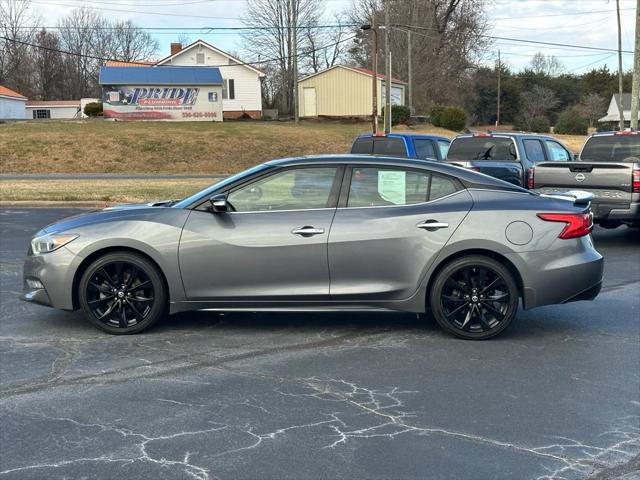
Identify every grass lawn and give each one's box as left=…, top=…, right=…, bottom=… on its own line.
left=0, top=119, right=588, bottom=203
left=0, top=178, right=213, bottom=203
left=0, top=120, right=452, bottom=175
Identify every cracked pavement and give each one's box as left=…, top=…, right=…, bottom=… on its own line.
left=0, top=208, right=639, bottom=479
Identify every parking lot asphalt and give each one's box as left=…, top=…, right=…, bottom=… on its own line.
left=0, top=208, right=638, bottom=480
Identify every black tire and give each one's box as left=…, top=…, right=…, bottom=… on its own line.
left=78, top=252, right=167, bottom=334
left=429, top=255, right=519, bottom=340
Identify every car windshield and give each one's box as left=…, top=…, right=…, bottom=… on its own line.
left=447, top=137, right=517, bottom=161
left=172, top=164, right=270, bottom=208
left=580, top=135, right=640, bottom=162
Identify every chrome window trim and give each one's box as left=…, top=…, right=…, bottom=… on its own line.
left=225, top=207, right=336, bottom=215
left=336, top=189, right=465, bottom=211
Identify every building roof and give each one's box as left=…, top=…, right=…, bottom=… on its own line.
left=598, top=93, right=640, bottom=122
left=155, top=39, right=266, bottom=77
left=299, top=65, right=407, bottom=85
left=99, top=66, right=223, bottom=85
left=26, top=100, right=79, bottom=107
left=104, top=60, right=155, bottom=67
left=0, top=85, right=27, bottom=100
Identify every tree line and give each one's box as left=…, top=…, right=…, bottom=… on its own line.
left=0, top=0, right=158, bottom=100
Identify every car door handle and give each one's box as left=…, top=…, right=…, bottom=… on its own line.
left=417, top=220, right=449, bottom=231
left=292, top=226, right=325, bottom=237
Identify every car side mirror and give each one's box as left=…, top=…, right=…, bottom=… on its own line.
left=209, top=194, right=229, bottom=213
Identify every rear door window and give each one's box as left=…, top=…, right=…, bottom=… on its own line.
left=414, top=139, right=437, bottom=160
left=372, top=137, right=408, bottom=157
left=523, top=139, right=545, bottom=162
left=447, top=137, right=517, bottom=161
left=580, top=135, right=640, bottom=162
left=347, top=167, right=457, bottom=207
left=545, top=140, right=571, bottom=161
left=351, top=138, right=374, bottom=154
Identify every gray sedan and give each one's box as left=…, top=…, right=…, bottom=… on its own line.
left=21, top=155, right=604, bottom=339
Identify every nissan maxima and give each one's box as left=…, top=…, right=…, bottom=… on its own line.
left=21, top=156, right=603, bottom=339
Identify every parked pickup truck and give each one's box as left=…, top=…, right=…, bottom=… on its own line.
left=350, top=133, right=451, bottom=161
left=444, top=132, right=574, bottom=188
left=532, top=130, right=640, bottom=228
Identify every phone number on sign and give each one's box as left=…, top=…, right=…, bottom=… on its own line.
left=182, top=111, right=217, bottom=118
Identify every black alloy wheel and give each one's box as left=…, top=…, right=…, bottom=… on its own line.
left=430, top=256, right=519, bottom=340
left=79, top=252, right=167, bottom=334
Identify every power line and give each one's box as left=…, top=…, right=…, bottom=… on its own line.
left=12, top=24, right=356, bottom=31
left=0, top=33, right=356, bottom=68
left=491, top=7, right=636, bottom=21
left=396, top=23, right=635, bottom=54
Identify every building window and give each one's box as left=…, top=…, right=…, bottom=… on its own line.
left=196, top=52, right=205, bottom=64
left=222, top=79, right=235, bottom=100
left=33, top=109, right=50, bottom=119
left=208, top=92, right=218, bottom=102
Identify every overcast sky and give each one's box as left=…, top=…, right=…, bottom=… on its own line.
left=25, top=0, right=637, bottom=74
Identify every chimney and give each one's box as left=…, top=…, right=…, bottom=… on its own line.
left=170, top=43, right=182, bottom=55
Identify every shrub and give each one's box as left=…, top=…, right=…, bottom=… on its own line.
left=514, top=115, right=550, bottom=133
left=438, top=106, right=467, bottom=131
left=83, top=102, right=103, bottom=117
left=554, top=106, right=589, bottom=135
left=382, top=105, right=411, bottom=126
left=429, top=104, right=445, bottom=127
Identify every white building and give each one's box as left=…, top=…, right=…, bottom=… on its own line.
left=599, top=93, right=640, bottom=126
left=107, top=40, right=266, bottom=119
left=0, top=86, right=27, bottom=119
left=25, top=100, right=81, bottom=120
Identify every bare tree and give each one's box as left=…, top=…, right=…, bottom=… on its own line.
left=518, top=85, right=559, bottom=130
left=33, top=29, right=65, bottom=99
left=0, top=0, right=39, bottom=96
left=302, top=13, right=349, bottom=73
left=110, top=20, right=158, bottom=62
left=347, top=0, right=489, bottom=113
left=580, top=92, right=606, bottom=128
left=528, top=52, right=564, bottom=76
left=242, top=0, right=323, bottom=114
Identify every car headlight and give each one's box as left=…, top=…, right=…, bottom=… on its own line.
left=30, top=233, right=78, bottom=255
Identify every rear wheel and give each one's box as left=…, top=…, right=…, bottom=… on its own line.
left=79, top=252, right=167, bottom=334
left=429, top=256, right=519, bottom=340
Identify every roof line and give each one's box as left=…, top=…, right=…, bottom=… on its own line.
left=299, top=64, right=407, bottom=84
left=155, top=39, right=266, bottom=76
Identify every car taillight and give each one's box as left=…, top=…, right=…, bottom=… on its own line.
left=633, top=168, right=640, bottom=193
left=527, top=167, right=535, bottom=189
left=537, top=213, right=593, bottom=239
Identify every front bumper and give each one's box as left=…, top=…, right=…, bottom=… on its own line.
left=20, top=247, right=78, bottom=311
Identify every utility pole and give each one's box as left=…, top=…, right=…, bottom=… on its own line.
left=496, top=49, right=501, bottom=127
left=384, top=1, right=391, bottom=134
left=291, top=0, right=299, bottom=124
left=407, top=30, right=412, bottom=115
left=631, top=0, right=639, bottom=130
left=361, top=23, right=379, bottom=134
left=616, top=0, right=625, bottom=130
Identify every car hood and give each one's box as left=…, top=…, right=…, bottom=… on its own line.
left=41, top=201, right=177, bottom=234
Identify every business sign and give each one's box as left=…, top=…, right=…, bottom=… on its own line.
left=102, top=85, right=222, bottom=121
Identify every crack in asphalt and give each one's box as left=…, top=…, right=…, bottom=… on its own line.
left=0, top=328, right=389, bottom=397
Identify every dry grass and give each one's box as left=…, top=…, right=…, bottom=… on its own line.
left=0, top=120, right=587, bottom=176
left=0, top=179, right=213, bottom=203
left=0, top=120, right=453, bottom=175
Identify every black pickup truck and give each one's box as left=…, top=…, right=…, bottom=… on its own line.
left=443, top=132, right=574, bottom=188
left=532, top=130, right=640, bottom=228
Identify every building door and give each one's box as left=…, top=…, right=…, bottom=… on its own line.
left=303, top=87, right=317, bottom=117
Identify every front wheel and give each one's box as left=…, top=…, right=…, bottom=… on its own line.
left=79, top=252, right=167, bottom=334
left=429, top=256, right=519, bottom=340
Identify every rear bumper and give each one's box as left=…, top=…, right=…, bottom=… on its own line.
left=505, top=236, right=604, bottom=310
left=592, top=202, right=640, bottom=223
